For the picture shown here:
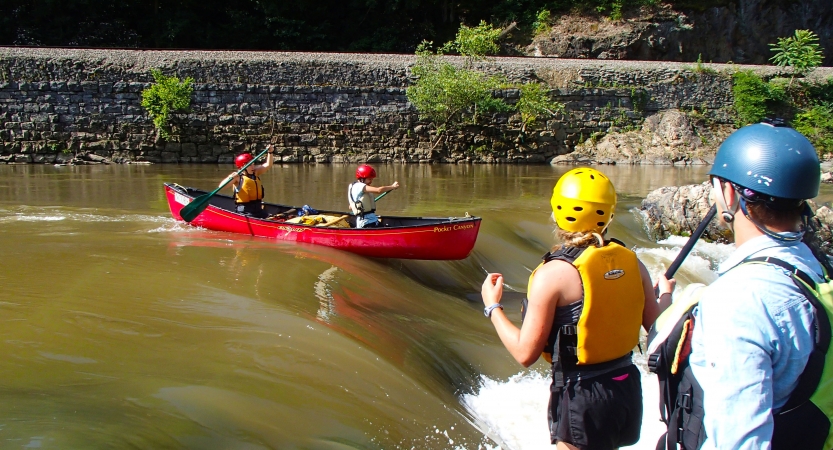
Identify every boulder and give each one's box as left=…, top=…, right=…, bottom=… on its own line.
left=569, top=110, right=731, bottom=165
left=639, top=183, right=833, bottom=257
left=809, top=204, right=833, bottom=256
left=638, top=181, right=731, bottom=243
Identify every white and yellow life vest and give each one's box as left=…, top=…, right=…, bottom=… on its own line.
left=348, top=182, right=376, bottom=216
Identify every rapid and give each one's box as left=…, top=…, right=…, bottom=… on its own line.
left=1, top=164, right=830, bottom=449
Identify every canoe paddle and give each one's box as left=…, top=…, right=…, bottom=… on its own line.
left=180, top=147, right=271, bottom=223
left=664, top=204, right=718, bottom=279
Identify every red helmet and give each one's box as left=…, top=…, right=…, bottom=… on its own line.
left=235, top=153, right=254, bottom=168
left=356, top=164, right=377, bottom=180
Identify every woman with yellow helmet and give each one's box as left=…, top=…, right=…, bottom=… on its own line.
left=481, top=168, right=671, bottom=450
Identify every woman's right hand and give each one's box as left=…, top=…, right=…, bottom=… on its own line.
left=481, top=273, right=504, bottom=307
left=654, top=274, right=676, bottom=298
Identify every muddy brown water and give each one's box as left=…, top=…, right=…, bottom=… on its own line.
left=1, top=164, right=830, bottom=449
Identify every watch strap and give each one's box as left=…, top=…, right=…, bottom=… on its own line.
left=484, top=303, right=504, bottom=318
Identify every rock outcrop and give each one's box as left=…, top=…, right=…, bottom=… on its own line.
left=811, top=206, right=833, bottom=256
left=639, top=182, right=833, bottom=256
left=552, top=110, right=733, bottom=165
left=528, top=1, right=833, bottom=66
left=637, top=181, right=731, bottom=242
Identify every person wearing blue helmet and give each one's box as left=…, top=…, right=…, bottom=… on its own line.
left=655, top=120, right=831, bottom=449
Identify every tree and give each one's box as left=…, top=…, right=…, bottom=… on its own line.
left=769, top=30, right=825, bottom=81
left=407, top=23, right=563, bottom=144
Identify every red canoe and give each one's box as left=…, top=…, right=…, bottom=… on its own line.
left=164, top=183, right=481, bottom=260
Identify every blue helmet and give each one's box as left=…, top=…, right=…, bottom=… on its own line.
left=709, top=121, right=820, bottom=200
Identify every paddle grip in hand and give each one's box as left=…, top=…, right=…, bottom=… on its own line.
left=180, top=147, right=271, bottom=222
left=217, top=147, right=271, bottom=193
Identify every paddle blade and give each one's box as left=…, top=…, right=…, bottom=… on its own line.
left=179, top=193, right=213, bottom=222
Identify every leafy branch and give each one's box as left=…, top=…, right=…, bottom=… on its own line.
left=140, top=69, right=194, bottom=140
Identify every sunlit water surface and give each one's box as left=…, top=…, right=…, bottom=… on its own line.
left=1, top=164, right=830, bottom=449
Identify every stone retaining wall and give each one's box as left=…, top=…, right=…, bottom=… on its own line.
left=2, top=48, right=831, bottom=164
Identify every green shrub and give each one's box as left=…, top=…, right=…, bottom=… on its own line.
left=731, top=70, right=786, bottom=126
left=408, top=23, right=564, bottom=139
left=442, top=21, right=502, bottom=57
left=141, top=69, right=194, bottom=139
left=769, top=29, right=825, bottom=79
left=793, top=104, right=833, bottom=156
left=791, top=77, right=833, bottom=156
left=532, top=9, right=552, bottom=35
left=804, top=77, right=833, bottom=105
left=516, top=82, right=563, bottom=128
left=407, top=50, right=511, bottom=129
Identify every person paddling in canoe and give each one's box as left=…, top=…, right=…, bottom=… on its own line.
left=219, top=145, right=276, bottom=219
left=348, top=164, right=399, bottom=228
left=480, top=168, right=671, bottom=450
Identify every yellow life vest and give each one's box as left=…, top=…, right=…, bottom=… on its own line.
left=234, top=172, right=264, bottom=204
left=527, top=239, right=645, bottom=366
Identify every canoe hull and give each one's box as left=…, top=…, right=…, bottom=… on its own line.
left=164, top=183, right=480, bottom=260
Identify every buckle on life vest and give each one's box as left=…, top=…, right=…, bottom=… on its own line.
left=678, top=392, right=692, bottom=412
left=561, top=325, right=577, bottom=336
left=565, top=346, right=577, bottom=355
left=648, top=353, right=660, bottom=373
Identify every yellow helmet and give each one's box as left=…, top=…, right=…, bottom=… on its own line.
left=551, top=168, right=617, bottom=233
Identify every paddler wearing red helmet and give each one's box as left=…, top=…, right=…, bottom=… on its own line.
left=218, top=145, right=276, bottom=218
left=348, top=164, right=399, bottom=228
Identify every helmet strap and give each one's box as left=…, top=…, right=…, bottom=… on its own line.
left=712, top=177, right=738, bottom=228
left=738, top=197, right=805, bottom=243
left=598, top=213, right=614, bottom=237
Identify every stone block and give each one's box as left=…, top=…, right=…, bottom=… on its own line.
left=128, top=82, right=146, bottom=93
left=181, top=143, right=197, bottom=156
left=160, top=151, right=179, bottom=163
left=81, top=81, right=98, bottom=92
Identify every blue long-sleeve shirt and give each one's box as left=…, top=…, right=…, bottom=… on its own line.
left=690, top=234, right=823, bottom=450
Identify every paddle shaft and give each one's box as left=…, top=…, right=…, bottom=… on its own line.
left=374, top=190, right=391, bottom=202
left=180, top=147, right=271, bottom=222
left=469, top=206, right=718, bottom=303
left=322, top=215, right=349, bottom=227
left=665, top=204, right=717, bottom=279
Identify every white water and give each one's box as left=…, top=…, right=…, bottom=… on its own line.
left=462, top=238, right=735, bottom=449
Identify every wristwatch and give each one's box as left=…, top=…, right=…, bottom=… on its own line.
left=484, top=303, right=504, bottom=318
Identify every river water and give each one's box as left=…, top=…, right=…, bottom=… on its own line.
left=1, top=164, right=830, bottom=449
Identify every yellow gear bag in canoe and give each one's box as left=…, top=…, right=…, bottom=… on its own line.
left=286, top=214, right=350, bottom=228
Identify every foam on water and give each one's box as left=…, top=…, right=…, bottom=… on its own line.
left=146, top=220, right=203, bottom=233
left=0, top=206, right=193, bottom=232
left=462, top=239, right=736, bottom=449
left=462, top=368, right=665, bottom=450
left=636, top=236, right=735, bottom=285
